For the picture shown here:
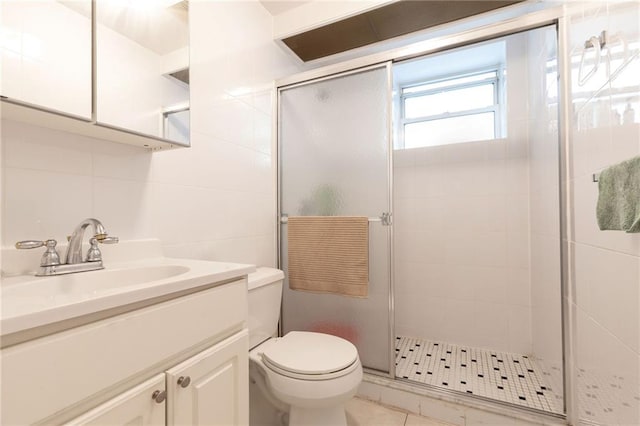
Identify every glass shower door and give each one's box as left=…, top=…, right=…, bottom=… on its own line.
left=279, top=64, right=392, bottom=373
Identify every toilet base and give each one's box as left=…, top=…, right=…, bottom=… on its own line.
left=289, top=404, right=347, bottom=426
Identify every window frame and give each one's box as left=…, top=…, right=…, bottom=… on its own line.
left=398, top=66, right=505, bottom=149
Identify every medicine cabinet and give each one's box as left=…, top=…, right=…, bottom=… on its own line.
left=0, top=0, right=190, bottom=149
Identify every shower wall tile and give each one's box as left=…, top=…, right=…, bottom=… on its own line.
left=414, top=144, right=445, bottom=166
left=508, top=305, right=532, bottom=354
left=506, top=195, right=529, bottom=234
left=394, top=33, right=534, bottom=354
left=507, top=232, right=530, bottom=270
left=415, top=166, right=447, bottom=198
left=474, top=269, right=509, bottom=305
left=507, top=268, right=531, bottom=307
left=574, top=244, right=640, bottom=354
left=395, top=231, right=446, bottom=265
left=530, top=304, right=562, bottom=367
left=395, top=295, right=446, bottom=343
left=567, top=2, right=640, bottom=424
left=394, top=23, right=563, bottom=369
left=471, top=302, right=510, bottom=350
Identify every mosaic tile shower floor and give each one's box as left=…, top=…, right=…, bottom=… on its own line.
left=576, top=367, right=640, bottom=425
left=395, top=336, right=563, bottom=414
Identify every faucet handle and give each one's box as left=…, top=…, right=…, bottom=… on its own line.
left=15, top=239, right=61, bottom=267
left=86, top=236, right=118, bottom=262
left=86, top=238, right=102, bottom=262
left=16, top=240, right=46, bottom=249
left=98, top=236, right=119, bottom=244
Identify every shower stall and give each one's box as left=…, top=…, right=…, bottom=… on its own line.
left=278, top=15, right=566, bottom=420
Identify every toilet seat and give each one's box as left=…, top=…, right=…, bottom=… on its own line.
left=249, top=331, right=363, bottom=414
left=260, top=331, right=359, bottom=381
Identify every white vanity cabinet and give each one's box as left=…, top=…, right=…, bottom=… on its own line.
left=67, top=331, right=248, bottom=426
left=67, top=374, right=167, bottom=426
left=166, top=331, right=249, bottom=426
left=1, top=276, right=250, bottom=426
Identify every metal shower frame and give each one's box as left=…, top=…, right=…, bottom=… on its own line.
left=275, top=5, right=575, bottom=424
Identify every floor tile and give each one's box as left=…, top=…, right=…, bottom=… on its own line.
left=405, top=413, right=456, bottom=426
left=346, top=398, right=407, bottom=426
left=395, top=336, right=563, bottom=414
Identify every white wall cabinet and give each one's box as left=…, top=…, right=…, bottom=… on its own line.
left=0, top=0, right=190, bottom=150
left=95, top=0, right=190, bottom=144
left=0, top=0, right=92, bottom=119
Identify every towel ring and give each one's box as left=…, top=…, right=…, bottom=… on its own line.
left=604, top=32, right=629, bottom=79
left=578, top=35, right=603, bottom=86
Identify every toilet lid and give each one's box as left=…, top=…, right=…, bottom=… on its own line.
left=261, top=331, right=358, bottom=375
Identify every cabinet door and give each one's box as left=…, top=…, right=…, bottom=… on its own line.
left=0, top=0, right=92, bottom=118
left=65, top=374, right=166, bottom=426
left=95, top=0, right=190, bottom=144
left=166, top=330, right=249, bottom=426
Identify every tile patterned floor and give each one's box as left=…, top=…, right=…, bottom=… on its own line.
left=346, top=397, right=454, bottom=426
left=395, top=336, right=563, bottom=415
left=576, top=367, right=640, bottom=425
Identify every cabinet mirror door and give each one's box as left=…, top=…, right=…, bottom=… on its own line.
left=95, top=0, right=190, bottom=145
left=0, top=0, right=92, bottom=119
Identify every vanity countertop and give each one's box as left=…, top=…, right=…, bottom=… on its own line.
left=1, top=255, right=254, bottom=339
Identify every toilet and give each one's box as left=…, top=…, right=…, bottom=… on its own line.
left=247, top=267, right=362, bottom=426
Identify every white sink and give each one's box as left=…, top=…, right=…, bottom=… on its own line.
left=3, top=264, right=190, bottom=301
left=1, top=255, right=255, bottom=337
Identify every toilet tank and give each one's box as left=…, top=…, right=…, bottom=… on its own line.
left=248, top=267, right=284, bottom=350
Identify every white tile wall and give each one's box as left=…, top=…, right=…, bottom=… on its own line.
left=567, top=2, right=640, bottom=425
left=394, top=32, right=536, bottom=355
left=0, top=1, right=302, bottom=271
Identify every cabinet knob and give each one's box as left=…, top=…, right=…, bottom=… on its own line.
left=151, top=390, right=166, bottom=404
left=177, top=376, right=191, bottom=388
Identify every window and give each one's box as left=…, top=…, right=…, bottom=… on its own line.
left=399, top=70, right=503, bottom=149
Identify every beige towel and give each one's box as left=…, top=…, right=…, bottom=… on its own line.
left=287, top=216, right=369, bottom=297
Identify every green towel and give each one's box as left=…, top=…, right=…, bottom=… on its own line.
left=596, top=155, right=640, bottom=233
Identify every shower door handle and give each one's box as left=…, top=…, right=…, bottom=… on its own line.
left=381, top=212, right=392, bottom=226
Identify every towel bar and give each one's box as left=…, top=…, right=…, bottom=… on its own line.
left=280, top=214, right=391, bottom=225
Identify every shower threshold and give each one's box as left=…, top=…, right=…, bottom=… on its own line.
left=395, top=336, right=563, bottom=415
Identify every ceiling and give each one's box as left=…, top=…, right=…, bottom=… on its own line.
left=259, top=0, right=310, bottom=16
left=282, top=0, right=523, bottom=61
left=59, top=0, right=188, bottom=55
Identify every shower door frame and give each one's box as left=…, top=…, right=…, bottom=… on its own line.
left=276, top=62, right=397, bottom=378
left=276, top=5, right=575, bottom=424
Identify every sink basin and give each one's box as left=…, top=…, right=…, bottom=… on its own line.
left=1, top=256, right=255, bottom=338
left=3, top=264, right=190, bottom=302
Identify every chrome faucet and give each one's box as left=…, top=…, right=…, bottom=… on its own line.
left=66, top=218, right=109, bottom=264
left=15, top=218, right=118, bottom=276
